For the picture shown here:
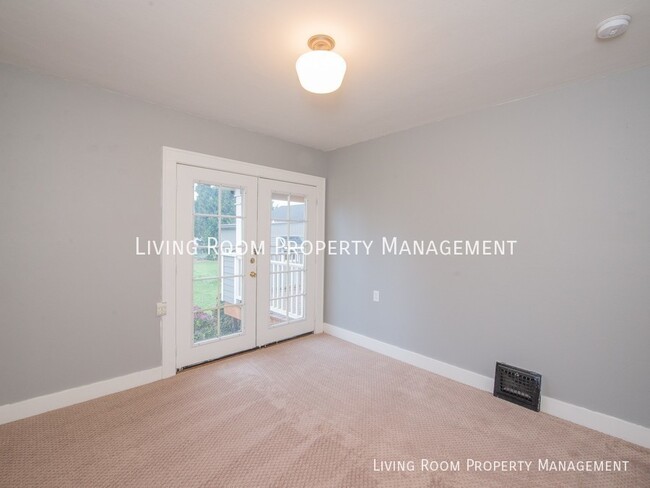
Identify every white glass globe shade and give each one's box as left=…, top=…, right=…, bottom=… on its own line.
left=295, top=50, right=347, bottom=94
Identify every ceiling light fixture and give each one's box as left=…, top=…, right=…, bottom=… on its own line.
left=296, top=35, right=346, bottom=94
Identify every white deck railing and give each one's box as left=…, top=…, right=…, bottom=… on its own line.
left=220, top=252, right=305, bottom=320
left=270, top=253, right=305, bottom=319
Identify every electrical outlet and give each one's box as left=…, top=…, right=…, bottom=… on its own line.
left=156, top=302, right=167, bottom=317
left=373, top=290, right=380, bottom=302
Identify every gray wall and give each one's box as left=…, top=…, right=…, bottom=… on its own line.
left=0, top=63, right=326, bottom=405
left=325, top=65, right=650, bottom=427
left=3, top=59, right=649, bottom=429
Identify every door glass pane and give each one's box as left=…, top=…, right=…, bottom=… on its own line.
left=289, top=194, right=306, bottom=221
left=220, top=216, right=241, bottom=252
left=194, top=309, right=218, bottom=343
left=193, top=255, right=218, bottom=279
left=270, top=271, right=289, bottom=298
left=194, top=183, right=219, bottom=215
left=288, top=295, right=305, bottom=321
left=267, top=192, right=307, bottom=327
left=287, top=270, right=305, bottom=296
left=220, top=276, right=242, bottom=305
left=287, top=223, right=305, bottom=270
left=193, top=278, right=221, bottom=310
left=269, top=298, right=287, bottom=325
left=219, top=307, right=242, bottom=336
left=271, top=193, right=290, bottom=219
left=271, top=222, right=289, bottom=256
left=194, top=215, right=219, bottom=250
left=221, top=187, right=243, bottom=217
left=192, top=182, right=245, bottom=344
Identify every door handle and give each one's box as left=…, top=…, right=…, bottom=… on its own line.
left=249, top=271, right=257, bottom=278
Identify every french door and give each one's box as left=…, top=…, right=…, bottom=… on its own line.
left=256, top=179, right=317, bottom=346
left=176, top=164, right=318, bottom=368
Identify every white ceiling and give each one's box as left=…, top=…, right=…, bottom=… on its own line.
left=1, top=0, right=649, bottom=151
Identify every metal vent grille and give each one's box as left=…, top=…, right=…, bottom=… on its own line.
left=493, top=362, right=542, bottom=412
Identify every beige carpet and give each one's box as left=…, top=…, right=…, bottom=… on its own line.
left=1, top=334, right=648, bottom=487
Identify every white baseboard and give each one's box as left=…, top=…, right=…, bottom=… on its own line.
left=323, top=323, right=650, bottom=449
left=0, top=367, right=162, bottom=425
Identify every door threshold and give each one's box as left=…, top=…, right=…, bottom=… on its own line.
left=177, top=332, right=314, bottom=373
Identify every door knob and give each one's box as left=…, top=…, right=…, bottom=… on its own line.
left=250, top=271, right=257, bottom=278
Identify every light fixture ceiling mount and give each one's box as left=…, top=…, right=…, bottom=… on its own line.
left=307, top=34, right=335, bottom=51
left=296, top=34, right=346, bottom=94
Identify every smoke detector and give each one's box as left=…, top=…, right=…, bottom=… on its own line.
left=596, top=15, right=631, bottom=39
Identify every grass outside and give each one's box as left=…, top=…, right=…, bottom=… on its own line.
left=193, top=259, right=220, bottom=310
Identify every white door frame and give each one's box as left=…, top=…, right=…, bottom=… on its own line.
left=161, top=146, right=326, bottom=378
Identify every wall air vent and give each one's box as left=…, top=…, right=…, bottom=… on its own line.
left=493, top=362, right=542, bottom=412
